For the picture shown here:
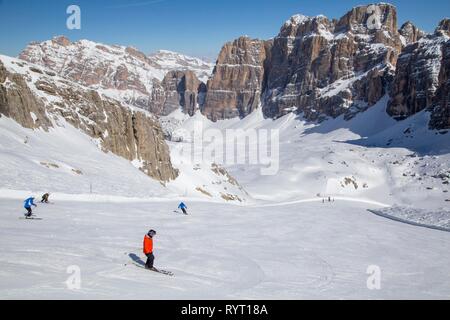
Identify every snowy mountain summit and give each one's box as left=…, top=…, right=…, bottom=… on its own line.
left=19, top=36, right=214, bottom=116
left=148, top=49, right=213, bottom=83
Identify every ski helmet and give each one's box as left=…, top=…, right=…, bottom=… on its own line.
left=148, top=230, right=156, bottom=237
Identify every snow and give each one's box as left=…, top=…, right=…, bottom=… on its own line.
left=369, top=207, right=450, bottom=232
left=0, top=117, right=170, bottom=198
left=285, top=14, right=310, bottom=27
left=2, top=47, right=450, bottom=298
left=1, top=97, right=450, bottom=298
left=162, top=97, right=449, bottom=210
left=2, top=197, right=450, bottom=299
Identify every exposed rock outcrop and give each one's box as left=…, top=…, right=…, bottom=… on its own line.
left=263, top=3, right=402, bottom=120
left=388, top=19, right=450, bottom=129
left=202, top=3, right=402, bottom=122
left=0, top=61, right=52, bottom=130
left=161, top=70, right=205, bottom=116
left=202, top=37, right=269, bottom=121
left=0, top=57, right=178, bottom=182
left=436, top=18, right=450, bottom=37
left=399, top=21, right=425, bottom=46
left=430, top=37, right=450, bottom=130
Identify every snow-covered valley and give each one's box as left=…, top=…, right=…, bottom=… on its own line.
left=1, top=1, right=450, bottom=300
left=1, top=95, right=449, bottom=299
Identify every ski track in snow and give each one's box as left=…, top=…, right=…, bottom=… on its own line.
left=2, top=198, right=450, bottom=299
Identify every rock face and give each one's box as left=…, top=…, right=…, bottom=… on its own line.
left=388, top=20, right=450, bottom=130
left=201, top=3, right=448, bottom=130
left=0, top=56, right=178, bottom=182
left=18, top=37, right=213, bottom=116
left=429, top=42, right=450, bottom=130
left=436, top=18, right=450, bottom=37
left=202, top=37, right=269, bottom=121
left=399, top=21, right=425, bottom=46
left=430, top=22, right=450, bottom=130
left=203, top=3, right=403, bottom=121
left=161, top=70, right=205, bottom=116
left=0, top=62, right=52, bottom=131
left=264, top=4, right=402, bottom=120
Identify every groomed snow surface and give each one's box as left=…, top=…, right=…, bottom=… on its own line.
left=2, top=198, right=450, bottom=299
left=1, top=96, right=450, bottom=299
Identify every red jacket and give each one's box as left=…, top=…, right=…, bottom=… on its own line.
left=143, top=235, right=153, bottom=255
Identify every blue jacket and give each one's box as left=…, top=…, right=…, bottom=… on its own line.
left=24, top=197, right=36, bottom=208
left=178, top=202, right=187, bottom=210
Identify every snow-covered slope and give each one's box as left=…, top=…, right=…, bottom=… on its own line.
left=2, top=197, right=450, bottom=299
left=0, top=53, right=245, bottom=202
left=163, top=97, right=450, bottom=211
left=1, top=66, right=450, bottom=299
left=0, top=116, right=169, bottom=198
left=148, top=50, right=214, bottom=83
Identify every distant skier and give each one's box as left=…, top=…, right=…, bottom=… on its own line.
left=143, top=230, right=157, bottom=270
left=178, top=202, right=188, bottom=215
left=41, top=193, right=50, bottom=203
left=23, top=197, right=37, bottom=218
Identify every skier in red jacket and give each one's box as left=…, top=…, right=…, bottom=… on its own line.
left=143, top=230, right=156, bottom=270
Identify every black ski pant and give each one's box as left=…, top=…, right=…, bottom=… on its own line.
left=25, top=207, right=32, bottom=217
left=181, top=208, right=187, bottom=215
left=145, top=253, right=154, bottom=269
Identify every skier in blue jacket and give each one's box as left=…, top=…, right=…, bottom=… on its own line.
left=178, top=202, right=188, bottom=215
left=24, top=197, right=37, bottom=218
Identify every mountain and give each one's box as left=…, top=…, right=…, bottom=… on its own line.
left=18, top=37, right=214, bottom=116
left=0, top=53, right=248, bottom=201
left=388, top=19, right=450, bottom=130
left=200, top=3, right=450, bottom=132
left=148, top=50, right=213, bottom=83
left=0, top=54, right=177, bottom=182
left=2, top=2, right=449, bottom=202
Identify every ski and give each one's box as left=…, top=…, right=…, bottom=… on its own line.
left=20, top=217, right=43, bottom=220
left=129, top=263, right=174, bottom=276
left=154, top=269, right=174, bottom=276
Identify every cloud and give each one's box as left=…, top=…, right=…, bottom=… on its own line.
left=107, top=0, right=166, bottom=9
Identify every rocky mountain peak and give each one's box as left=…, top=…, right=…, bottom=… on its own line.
left=399, top=21, right=425, bottom=46
left=436, top=18, right=450, bottom=37
left=161, top=70, right=206, bottom=116
left=388, top=19, right=450, bottom=130
left=279, top=13, right=334, bottom=40
left=52, top=35, right=71, bottom=47
left=0, top=55, right=178, bottom=181
left=335, top=3, right=398, bottom=34
left=18, top=37, right=213, bottom=116
left=201, top=36, right=269, bottom=121
left=201, top=3, right=407, bottom=122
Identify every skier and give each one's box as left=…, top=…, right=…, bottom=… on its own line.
left=178, top=202, right=188, bottom=215
left=143, top=230, right=157, bottom=270
left=23, top=197, right=37, bottom=218
left=41, top=193, right=50, bottom=203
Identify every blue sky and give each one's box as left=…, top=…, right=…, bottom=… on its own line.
left=0, top=0, right=448, bottom=60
